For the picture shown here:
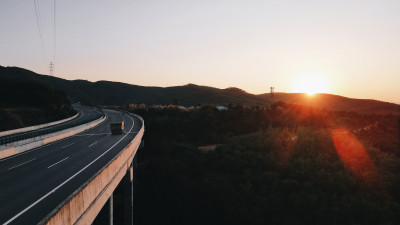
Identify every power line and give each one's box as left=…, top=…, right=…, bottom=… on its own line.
left=33, top=0, right=57, bottom=75
left=53, top=0, right=56, bottom=65
left=52, top=0, right=56, bottom=76
left=34, top=0, right=46, bottom=64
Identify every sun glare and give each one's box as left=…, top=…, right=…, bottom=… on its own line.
left=293, top=73, right=329, bottom=95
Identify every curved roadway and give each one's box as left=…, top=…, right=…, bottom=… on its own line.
left=0, top=103, right=102, bottom=144
left=0, top=109, right=142, bottom=225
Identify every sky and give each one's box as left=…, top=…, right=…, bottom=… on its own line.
left=1, top=0, right=399, bottom=103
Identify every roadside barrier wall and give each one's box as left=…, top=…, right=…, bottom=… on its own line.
left=41, top=113, right=144, bottom=225
left=0, top=115, right=106, bottom=160
left=0, top=113, right=79, bottom=138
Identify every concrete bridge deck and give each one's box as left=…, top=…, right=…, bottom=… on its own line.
left=0, top=109, right=143, bottom=225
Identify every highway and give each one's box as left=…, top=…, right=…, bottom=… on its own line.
left=0, top=103, right=102, bottom=145
left=0, top=108, right=142, bottom=225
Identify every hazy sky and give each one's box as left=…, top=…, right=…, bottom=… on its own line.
left=1, top=0, right=399, bottom=103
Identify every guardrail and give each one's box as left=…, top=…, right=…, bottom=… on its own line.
left=0, top=112, right=79, bottom=138
left=41, top=111, right=144, bottom=225
left=0, top=108, right=104, bottom=146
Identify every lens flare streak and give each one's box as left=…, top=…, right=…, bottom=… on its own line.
left=331, top=128, right=383, bottom=191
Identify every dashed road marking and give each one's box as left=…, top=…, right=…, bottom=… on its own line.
left=8, top=158, right=36, bottom=170
left=89, top=141, right=98, bottom=148
left=2, top=114, right=136, bottom=225
left=47, top=157, right=69, bottom=169
left=61, top=143, right=74, bottom=149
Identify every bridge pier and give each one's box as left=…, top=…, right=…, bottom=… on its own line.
left=92, top=194, right=113, bottom=225
left=92, top=157, right=136, bottom=225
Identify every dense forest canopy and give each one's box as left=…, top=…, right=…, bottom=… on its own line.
left=130, top=103, right=400, bottom=225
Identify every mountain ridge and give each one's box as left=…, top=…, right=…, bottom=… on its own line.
left=1, top=66, right=398, bottom=115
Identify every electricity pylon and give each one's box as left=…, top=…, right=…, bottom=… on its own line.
left=49, top=62, right=54, bottom=76
left=270, top=86, right=274, bottom=98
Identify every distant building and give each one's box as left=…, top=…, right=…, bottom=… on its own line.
left=216, top=105, right=228, bottom=111
left=178, top=106, right=187, bottom=110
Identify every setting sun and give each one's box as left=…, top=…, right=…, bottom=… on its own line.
left=293, top=73, right=330, bottom=95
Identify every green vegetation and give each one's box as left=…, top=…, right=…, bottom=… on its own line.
left=131, top=103, right=400, bottom=225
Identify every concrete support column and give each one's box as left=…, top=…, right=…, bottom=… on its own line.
left=114, top=159, right=135, bottom=225
left=93, top=157, right=136, bottom=225
left=124, top=171, right=134, bottom=225
left=109, top=194, right=114, bottom=225
left=92, top=194, right=114, bottom=225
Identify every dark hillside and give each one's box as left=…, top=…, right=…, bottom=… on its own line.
left=262, top=93, right=400, bottom=115
left=0, top=66, right=398, bottom=115
left=0, top=71, right=75, bottom=131
left=0, top=77, right=69, bottom=107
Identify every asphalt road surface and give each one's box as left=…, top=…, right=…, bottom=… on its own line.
left=0, top=103, right=102, bottom=143
left=0, top=109, right=142, bottom=225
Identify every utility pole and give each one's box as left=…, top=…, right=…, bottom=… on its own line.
left=270, top=86, right=274, bottom=98
left=49, top=62, right=55, bottom=76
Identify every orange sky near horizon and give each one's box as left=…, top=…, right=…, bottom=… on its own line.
left=1, top=1, right=399, bottom=104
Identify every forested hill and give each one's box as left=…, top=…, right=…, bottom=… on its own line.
left=0, top=68, right=75, bottom=131
left=1, top=66, right=398, bottom=115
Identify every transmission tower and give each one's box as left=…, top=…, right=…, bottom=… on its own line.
left=270, top=86, right=274, bottom=98
left=49, top=62, right=54, bottom=76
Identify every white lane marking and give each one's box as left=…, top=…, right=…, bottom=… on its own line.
left=88, top=141, right=98, bottom=148
left=0, top=113, right=108, bottom=163
left=75, top=133, right=110, bottom=136
left=2, top=114, right=135, bottom=225
left=47, top=157, right=69, bottom=169
left=8, top=158, right=36, bottom=171
left=77, top=108, right=85, bottom=120
left=0, top=138, right=71, bottom=162
left=61, top=143, right=74, bottom=149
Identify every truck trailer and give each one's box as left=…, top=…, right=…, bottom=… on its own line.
left=110, top=122, right=124, bottom=135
